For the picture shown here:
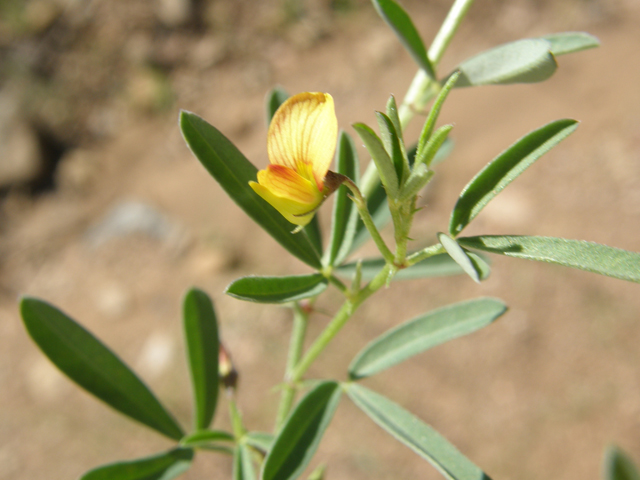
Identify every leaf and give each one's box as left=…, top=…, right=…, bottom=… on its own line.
left=180, top=111, right=322, bottom=269
left=542, top=32, right=600, bottom=56
left=353, top=122, right=399, bottom=199
left=417, top=72, right=460, bottom=155
left=226, top=274, right=328, bottom=304
left=80, top=448, right=193, bottom=480
left=20, top=297, right=183, bottom=440
left=449, top=119, right=578, bottom=235
left=244, top=431, right=275, bottom=453
left=262, top=381, right=342, bottom=480
left=398, top=163, right=433, bottom=203
left=346, top=384, right=489, bottom=480
left=605, top=445, right=640, bottom=480
left=349, top=298, right=507, bottom=379
left=372, top=0, right=435, bottom=79
left=376, top=111, right=408, bottom=184
left=415, top=124, right=453, bottom=169
left=335, top=252, right=483, bottom=281
left=234, top=445, right=257, bottom=480
left=324, top=131, right=360, bottom=267
left=454, top=39, right=557, bottom=87
left=180, top=429, right=234, bottom=447
left=266, top=86, right=290, bottom=124
left=458, top=235, right=640, bottom=283
left=438, top=233, right=482, bottom=283
left=183, top=288, right=219, bottom=431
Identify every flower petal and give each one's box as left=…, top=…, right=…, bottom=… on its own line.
left=249, top=165, right=323, bottom=227
left=268, top=92, right=338, bottom=189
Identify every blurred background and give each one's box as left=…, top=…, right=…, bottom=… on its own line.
left=1, top=0, right=640, bottom=478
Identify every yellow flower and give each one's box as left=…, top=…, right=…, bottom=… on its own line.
left=250, top=92, right=338, bottom=227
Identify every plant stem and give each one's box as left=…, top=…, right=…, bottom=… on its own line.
left=341, top=176, right=394, bottom=264
left=406, top=243, right=445, bottom=266
left=275, top=303, right=309, bottom=429
left=290, top=263, right=393, bottom=382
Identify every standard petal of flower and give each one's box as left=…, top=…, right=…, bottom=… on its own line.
left=249, top=165, right=323, bottom=226
left=267, top=92, right=338, bottom=189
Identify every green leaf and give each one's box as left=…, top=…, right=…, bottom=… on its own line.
left=398, top=163, right=433, bottom=203
left=180, top=429, right=234, bottom=447
left=324, top=131, right=360, bottom=267
left=243, top=431, right=275, bottom=453
left=416, top=124, right=453, bottom=169
left=542, top=32, right=600, bottom=56
left=183, top=288, right=219, bottom=431
left=346, top=384, right=488, bottom=480
left=20, top=297, right=183, bottom=440
left=353, top=122, right=399, bottom=199
left=372, top=0, right=435, bottom=79
left=336, top=252, right=480, bottom=281
left=180, top=111, right=322, bottom=269
left=80, top=448, right=193, bottom=480
left=454, top=39, right=557, bottom=87
left=234, top=445, right=257, bottom=480
left=458, top=235, right=640, bottom=283
left=266, top=86, right=289, bottom=124
left=349, top=298, right=507, bottom=379
left=449, top=119, right=578, bottom=235
left=438, top=233, right=482, bottom=283
left=417, top=71, right=460, bottom=155
left=605, top=445, right=640, bottom=480
left=262, top=381, right=342, bottom=480
left=376, top=111, right=409, bottom=184
left=350, top=179, right=391, bottom=254
left=226, top=274, right=328, bottom=303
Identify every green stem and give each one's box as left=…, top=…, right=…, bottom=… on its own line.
left=275, top=303, right=309, bottom=429
left=342, top=177, right=394, bottom=264
left=290, top=264, right=393, bottom=382
left=406, top=243, right=445, bottom=266
left=228, top=396, right=245, bottom=440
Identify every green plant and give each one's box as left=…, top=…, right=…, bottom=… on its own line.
left=19, top=1, right=640, bottom=479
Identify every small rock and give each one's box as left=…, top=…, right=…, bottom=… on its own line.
left=55, top=148, right=100, bottom=193
left=84, top=200, right=183, bottom=247
left=156, top=0, right=193, bottom=28
left=135, top=331, right=174, bottom=379
left=0, top=88, right=43, bottom=189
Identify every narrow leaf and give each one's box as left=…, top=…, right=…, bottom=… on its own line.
left=417, top=71, right=460, bottom=154
left=266, top=86, right=289, bottom=124
left=346, top=384, right=488, bottom=480
left=234, top=445, right=257, bottom=480
left=262, top=381, right=342, bottom=480
left=416, top=125, right=453, bottom=169
left=438, top=233, right=482, bottom=283
left=183, top=288, right=219, bottom=430
left=454, top=39, right=557, bottom=87
left=449, top=119, right=578, bottom=235
left=398, top=163, right=433, bottom=203
left=180, top=111, right=322, bottom=269
left=353, top=123, right=399, bottom=199
left=226, top=274, right=328, bottom=304
left=20, top=297, right=183, bottom=440
left=349, top=298, right=506, bottom=379
left=324, top=131, right=360, bottom=266
left=542, top=32, right=600, bottom=56
left=244, top=431, right=275, bottom=454
left=605, top=445, right=640, bottom=480
left=80, top=448, right=193, bottom=480
left=372, top=0, right=435, bottom=79
left=376, top=111, right=408, bottom=184
left=458, top=235, right=640, bottom=283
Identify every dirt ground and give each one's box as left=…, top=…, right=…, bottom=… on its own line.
left=2, top=1, right=640, bottom=479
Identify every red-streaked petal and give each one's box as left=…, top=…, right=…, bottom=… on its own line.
left=267, top=92, right=338, bottom=187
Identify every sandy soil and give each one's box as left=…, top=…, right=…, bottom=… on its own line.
left=2, top=1, right=640, bottom=479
